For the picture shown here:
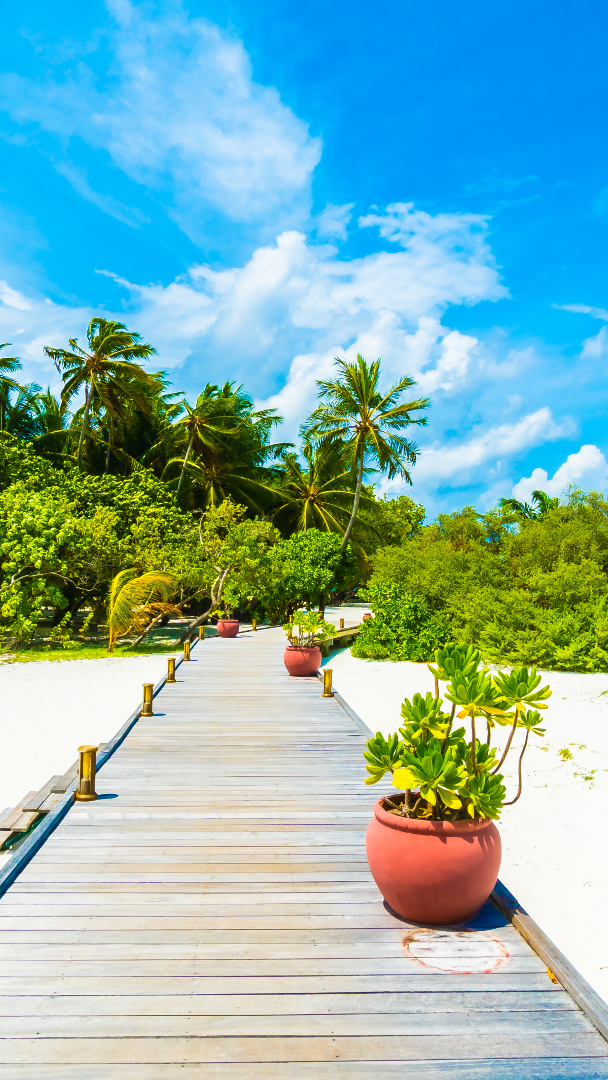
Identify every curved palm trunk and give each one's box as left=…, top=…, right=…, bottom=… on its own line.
left=105, top=418, right=113, bottom=474
left=77, top=385, right=94, bottom=472
left=176, top=432, right=195, bottom=498
left=341, top=449, right=364, bottom=550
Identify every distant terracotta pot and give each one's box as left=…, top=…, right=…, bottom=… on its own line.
left=366, top=797, right=501, bottom=925
left=217, top=619, right=239, bottom=638
left=362, top=612, right=372, bottom=620
left=283, top=644, right=322, bottom=676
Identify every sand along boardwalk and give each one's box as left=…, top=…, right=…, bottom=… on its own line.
left=0, top=627, right=606, bottom=1077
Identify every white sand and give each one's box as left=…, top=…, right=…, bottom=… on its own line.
left=327, top=647, right=608, bottom=1004
left=0, top=652, right=175, bottom=813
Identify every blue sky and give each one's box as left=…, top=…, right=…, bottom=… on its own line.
left=1, top=0, right=608, bottom=515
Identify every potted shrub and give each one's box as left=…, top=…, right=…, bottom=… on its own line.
left=283, top=609, right=336, bottom=676
left=364, top=643, right=551, bottom=925
left=211, top=588, right=240, bottom=638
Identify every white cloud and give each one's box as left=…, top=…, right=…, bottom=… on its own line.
left=581, top=325, right=608, bottom=360
left=512, top=445, right=608, bottom=501
left=314, top=203, right=354, bottom=240
left=555, top=303, right=608, bottom=321
left=0, top=0, right=321, bottom=237
left=411, top=409, right=575, bottom=485
left=53, top=161, right=149, bottom=228
left=0, top=281, right=31, bottom=311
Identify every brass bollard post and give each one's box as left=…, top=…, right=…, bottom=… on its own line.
left=183, top=639, right=191, bottom=661
left=141, top=682, right=154, bottom=716
left=252, top=618, right=257, bottom=631
left=166, top=657, right=176, bottom=684
left=339, top=618, right=344, bottom=630
left=75, top=745, right=98, bottom=801
left=322, top=668, right=334, bottom=698
left=198, top=626, right=204, bottom=640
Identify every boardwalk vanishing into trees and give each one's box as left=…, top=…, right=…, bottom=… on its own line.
left=0, top=627, right=606, bottom=1077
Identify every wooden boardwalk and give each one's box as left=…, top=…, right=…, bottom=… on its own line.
left=0, top=626, right=607, bottom=1078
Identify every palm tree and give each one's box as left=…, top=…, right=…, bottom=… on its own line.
left=302, top=354, right=430, bottom=549
left=0, top=383, right=45, bottom=440
left=500, top=489, right=559, bottom=521
left=273, top=440, right=373, bottom=536
left=0, top=345, right=23, bottom=431
left=156, top=383, right=285, bottom=504
left=43, top=318, right=156, bottom=471
left=107, top=568, right=179, bottom=651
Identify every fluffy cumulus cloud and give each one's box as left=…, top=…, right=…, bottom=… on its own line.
left=512, top=445, right=608, bottom=501
left=0, top=0, right=321, bottom=239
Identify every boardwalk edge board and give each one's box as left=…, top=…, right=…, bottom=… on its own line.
left=325, top=658, right=608, bottom=1046
left=0, top=642, right=192, bottom=898
left=491, top=880, right=608, bottom=1043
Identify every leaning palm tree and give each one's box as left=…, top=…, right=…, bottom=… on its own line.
left=302, top=354, right=430, bottom=549
left=273, top=440, right=373, bottom=536
left=107, top=568, right=179, bottom=651
left=43, top=318, right=156, bottom=471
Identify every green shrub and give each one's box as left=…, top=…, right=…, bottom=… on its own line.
left=352, top=583, right=450, bottom=661
left=366, top=492, right=608, bottom=671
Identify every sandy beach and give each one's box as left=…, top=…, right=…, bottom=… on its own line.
left=0, top=651, right=176, bottom=814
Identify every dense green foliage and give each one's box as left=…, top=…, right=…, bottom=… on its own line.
left=352, top=583, right=449, bottom=662
left=365, top=493, right=608, bottom=671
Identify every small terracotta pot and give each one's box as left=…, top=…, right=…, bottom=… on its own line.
left=362, top=612, right=372, bottom=620
left=366, top=798, right=501, bottom=925
left=283, top=645, right=322, bottom=676
left=217, top=619, right=239, bottom=638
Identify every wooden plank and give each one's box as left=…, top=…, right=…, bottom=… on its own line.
left=0, top=1010, right=595, bottom=1037
left=8, top=812, right=40, bottom=834
left=0, top=795, right=37, bottom=831
left=21, top=779, right=65, bottom=812
left=0, top=1032, right=605, bottom=1064
left=0, top=990, right=575, bottom=1014
left=1, top=1060, right=608, bottom=1079
left=0, top=974, right=566, bottom=996
left=50, top=765, right=79, bottom=793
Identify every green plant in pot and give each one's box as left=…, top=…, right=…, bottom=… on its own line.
left=282, top=609, right=336, bottom=676
left=364, top=643, right=551, bottom=924
left=211, top=581, right=241, bottom=638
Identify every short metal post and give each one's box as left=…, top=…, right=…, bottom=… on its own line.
left=198, top=626, right=204, bottom=640
left=339, top=618, right=344, bottom=629
left=322, top=668, right=334, bottom=698
left=252, top=618, right=257, bottom=631
left=183, top=639, right=191, bottom=661
left=166, top=657, right=176, bottom=684
left=75, top=745, right=98, bottom=802
left=141, top=682, right=154, bottom=716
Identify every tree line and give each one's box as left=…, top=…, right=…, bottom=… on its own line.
left=0, top=319, right=430, bottom=649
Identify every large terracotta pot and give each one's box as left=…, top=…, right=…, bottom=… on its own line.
left=366, top=797, right=501, bottom=925
left=217, top=619, right=239, bottom=638
left=283, top=645, right=322, bottom=676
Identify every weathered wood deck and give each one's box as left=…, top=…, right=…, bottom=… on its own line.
left=0, top=626, right=607, bottom=1077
